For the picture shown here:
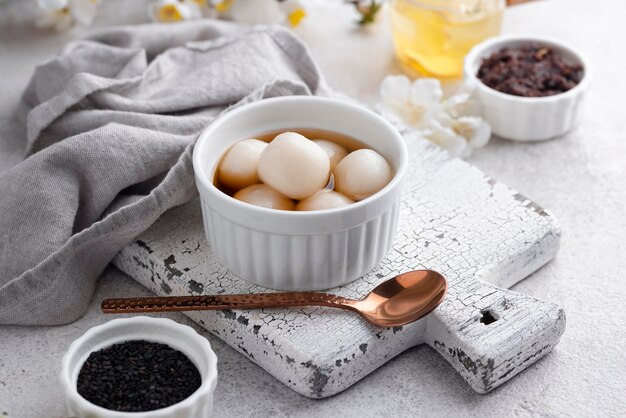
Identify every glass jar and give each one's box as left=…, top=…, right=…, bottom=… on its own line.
left=389, top=0, right=504, bottom=79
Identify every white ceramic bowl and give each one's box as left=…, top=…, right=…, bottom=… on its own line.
left=60, top=317, right=218, bottom=418
left=464, top=34, right=590, bottom=141
left=193, top=96, right=408, bottom=291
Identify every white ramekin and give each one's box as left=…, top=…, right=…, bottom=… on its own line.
left=60, top=316, right=218, bottom=418
left=464, top=34, right=590, bottom=141
left=193, top=96, right=408, bottom=291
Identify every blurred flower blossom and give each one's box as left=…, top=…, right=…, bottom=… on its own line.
left=215, top=0, right=306, bottom=26
left=279, top=0, right=307, bottom=27
left=36, top=0, right=100, bottom=31
left=377, top=75, right=491, bottom=158
left=149, top=0, right=203, bottom=22
left=217, top=0, right=283, bottom=24
left=379, top=76, right=443, bottom=130
left=146, top=0, right=306, bottom=26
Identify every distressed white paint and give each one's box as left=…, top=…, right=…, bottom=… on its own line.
left=114, top=134, right=564, bottom=398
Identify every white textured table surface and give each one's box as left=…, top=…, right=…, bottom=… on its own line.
left=1, top=1, right=625, bottom=417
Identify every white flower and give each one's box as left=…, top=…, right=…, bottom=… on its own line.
left=196, top=0, right=218, bottom=18
left=37, top=0, right=68, bottom=10
left=217, top=0, right=283, bottom=25
left=443, top=92, right=483, bottom=118
left=36, top=5, right=73, bottom=31
left=36, top=0, right=100, bottom=30
left=70, top=0, right=100, bottom=25
left=148, top=0, right=203, bottom=23
left=211, top=0, right=305, bottom=26
left=377, top=74, right=491, bottom=158
left=452, top=116, right=491, bottom=148
left=379, top=75, right=443, bottom=130
left=278, top=0, right=306, bottom=27
left=424, top=120, right=468, bottom=158
left=210, top=0, right=233, bottom=13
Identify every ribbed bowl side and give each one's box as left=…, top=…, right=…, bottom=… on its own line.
left=484, top=94, right=584, bottom=141
left=66, top=390, right=214, bottom=418
left=199, top=198, right=401, bottom=291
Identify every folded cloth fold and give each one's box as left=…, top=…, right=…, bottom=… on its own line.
left=0, top=20, right=326, bottom=325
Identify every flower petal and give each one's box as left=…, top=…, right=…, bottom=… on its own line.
left=444, top=92, right=469, bottom=116
left=70, top=0, right=99, bottom=26
left=460, top=144, right=474, bottom=159
left=149, top=0, right=201, bottom=22
left=36, top=8, right=73, bottom=31
left=184, top=0, right=204, bottom=18
left=380, top=76, right=441, bottom=128
left=279, top=0, right=306, bottom=26
left=193, top=0, right=215, bottom=19
left=380, top=75, right=411, bottom=108
left=37, top=0, right=69, bottom=11
left=425, top=121, right=467, bottom=157
left=376, top=104, right=407, bottom=128
left=444, top=92, right=483, bottom=118
left=431, top=108, right=453, bottom=128
left=158, top=4, right=184, bottom=22
left=410, top=78, right=442, bottom=108
left=453, top=116, right=491, bottom=148
left=150, top=0, right=178, bottom=22
left=212, top=0, right=234, bottom=13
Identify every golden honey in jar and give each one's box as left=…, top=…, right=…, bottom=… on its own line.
left=389, top=0, right=504, bottom=79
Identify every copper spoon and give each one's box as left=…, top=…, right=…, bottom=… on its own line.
left=101, top=270, right=447, bottom=327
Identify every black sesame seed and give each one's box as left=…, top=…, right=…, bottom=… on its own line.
left=77, top=340, right=202, bottom=412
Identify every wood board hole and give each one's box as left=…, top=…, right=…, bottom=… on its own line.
left=479, top=309, right=498, bottom=325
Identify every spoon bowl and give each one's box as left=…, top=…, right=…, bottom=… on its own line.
left=102, top=270, right=447, bottom=327
left=352, top=270, right=448, bottom=327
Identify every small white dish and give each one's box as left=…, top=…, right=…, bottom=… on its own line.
left=193, top=96, right=408, bottom=291
left=60, top=316, right=218, bottom=418
left=464, top=34, right=590, bottom=141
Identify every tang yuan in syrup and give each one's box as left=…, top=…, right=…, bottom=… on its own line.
left=214, top=129, right=394, bottom=211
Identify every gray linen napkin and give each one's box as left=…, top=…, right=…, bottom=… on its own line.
left=0, top=20, right=325, bottom=325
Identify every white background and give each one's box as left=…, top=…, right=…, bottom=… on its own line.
left=1, top=0, right=625, bottom=416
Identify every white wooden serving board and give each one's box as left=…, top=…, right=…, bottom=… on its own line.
left=113, top=135, right=565, bottom=398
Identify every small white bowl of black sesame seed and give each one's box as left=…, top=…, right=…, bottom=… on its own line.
left=60, top=316, right=218, bottom=418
